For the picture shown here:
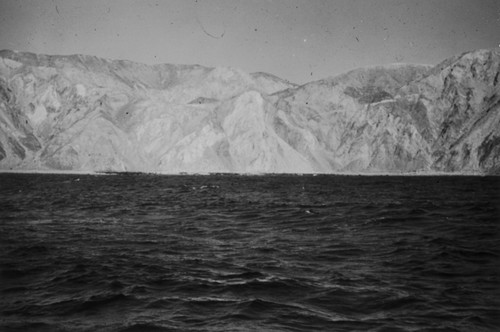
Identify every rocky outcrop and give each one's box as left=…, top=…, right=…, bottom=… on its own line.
left=0, top=49, right=498, bottom=174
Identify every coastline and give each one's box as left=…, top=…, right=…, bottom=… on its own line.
left=0, top=169, right=101, bottom=175
left=0, top=169, right=492, bottom=176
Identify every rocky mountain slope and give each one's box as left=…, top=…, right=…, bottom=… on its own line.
left=0, top=49, right=498, bottom=174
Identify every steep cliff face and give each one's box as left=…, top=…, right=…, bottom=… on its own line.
left=269, top=63, right=434, bottom=173
left=0, top=50, right=297, bottom=173
left=401, top=49, right=500, bottom=174
left=0, top=49, right=498, bottom=174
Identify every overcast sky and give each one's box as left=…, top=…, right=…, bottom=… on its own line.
left=1, top=0, right=498, bottom=83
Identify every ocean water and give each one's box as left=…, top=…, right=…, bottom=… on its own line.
left=0, top=173, right=499, bottom=332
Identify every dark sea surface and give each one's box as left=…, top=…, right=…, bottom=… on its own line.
left=0, top=173, right=499, bottom=332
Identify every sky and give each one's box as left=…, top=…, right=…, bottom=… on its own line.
left=0, top=0, right=499, bottom=84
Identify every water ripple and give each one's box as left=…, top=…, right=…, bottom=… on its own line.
left=1, top=174, right=499, bottom=331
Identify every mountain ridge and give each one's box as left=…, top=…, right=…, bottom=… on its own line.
left=0, top=48, right=498, bottom=174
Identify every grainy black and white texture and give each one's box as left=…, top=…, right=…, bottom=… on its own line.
left=1, top=173, right=499, bottom=331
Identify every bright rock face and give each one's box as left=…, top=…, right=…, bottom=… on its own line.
left=0, top=49, right=498, bottom=174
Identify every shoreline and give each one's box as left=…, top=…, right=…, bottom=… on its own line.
left=0, top=169, right=101, bottom=175
left=0, top=169, right=493, bottom=176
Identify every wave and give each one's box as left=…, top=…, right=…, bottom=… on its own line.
left=1, top=174, right=499, bottom=331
